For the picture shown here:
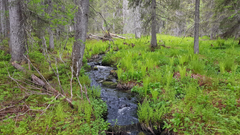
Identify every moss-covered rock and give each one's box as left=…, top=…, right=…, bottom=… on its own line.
left=110, top=70, right=118, bottom=78
left=101, top=59, right=114, bottom=66
left=93, top=66, right=98, bottom=70
left=102, top=81, right=117, bottom=88
left=138, top=132, right=145, bottom=135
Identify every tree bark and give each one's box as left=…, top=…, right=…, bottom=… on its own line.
left=0, top=0, right=9, bottom=38
left=0, top=0, right=4, bottom=37
left=194, top=0, right=200, bottom=54
left=9, top=0, right=26, bottom=62
left=134, top=5, right=142, bottom=38
left=48, top=28, right=54, bottom=50
left=48, top=0, right=54, bottom=50
left=123, top=0, right=135, bottom=34
left=151, top=0, right=157, bottom=48
left=220, top=20, right=240, bottom=39
left=72, top=0, right=89, bottom=76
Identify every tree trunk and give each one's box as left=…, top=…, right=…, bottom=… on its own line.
left=48, top=0, right=54, bottom=50
left=72, top=0, right=89, bottom=76
left=134, top=5, right=142, bottom=38
left=48, top=28, right=54, bottom=50
left=151, top=0, right=157, bottom=48
left=123, top=0, right=135, bottom=34
left=0, top=0, right=5, bottom=37
left=220, top=20, right=240, bottom=39
left=0, top=0, right=9, bottom=38
left=9, top=0, right=26, bottom=62
left=194, top=0, right=200, bottom=54
left=5, top=1, right=10, bottom=38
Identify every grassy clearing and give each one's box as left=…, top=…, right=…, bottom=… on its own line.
left=91, top=34, right=240, bottom=134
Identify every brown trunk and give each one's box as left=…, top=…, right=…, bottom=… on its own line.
left=1, top=0, right=10, bottom=38
left=194, top=0, right=200, bottom=54
left=220, top=21, right=240, bottom=39
left=151, top=0, right=157, bottom=48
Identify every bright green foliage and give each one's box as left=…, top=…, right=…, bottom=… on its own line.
left=1, top=32, right=240, bottom=134
left=0, top=35, right=108, bottom=134
left=92, top=34, right=240, bottom=134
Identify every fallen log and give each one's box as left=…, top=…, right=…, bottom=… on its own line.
left=88, top=34, right=111, bottom=41
left=12, top=62, right=73, bottom=107
left=88, top=33, right=126, bottom=41
left=109, top=33, right=126, bottom=39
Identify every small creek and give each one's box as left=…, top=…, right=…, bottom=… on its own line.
left=87, top=55, right=146, bottom=134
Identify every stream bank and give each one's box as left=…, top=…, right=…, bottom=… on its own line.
left=87, top=55, right=170, bottom=135
left=87, top=55, right=145, bottom=134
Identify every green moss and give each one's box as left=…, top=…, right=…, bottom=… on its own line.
left=102, top=81, right=117, bottom=88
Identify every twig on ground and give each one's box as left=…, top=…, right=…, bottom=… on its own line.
left=0, top=105, right=15, bottom=112
left=70, top=66, right=74, bottom=100
left=8, top=71, right=29, bottom=96
left=84, top=85, right=91, bottom=104
left=41, top=93, right=60, bottom=115
left=55, top=57, right=65, bottom=95
left=23, top=55, right=53, bottom=91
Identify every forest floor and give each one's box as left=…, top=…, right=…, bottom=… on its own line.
left=0, top=34, right=240, bottom=134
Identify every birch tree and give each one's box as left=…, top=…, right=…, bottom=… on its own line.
left=134, top=4, right=142, bottom=38
left=72, top=0, right=89, bottom=76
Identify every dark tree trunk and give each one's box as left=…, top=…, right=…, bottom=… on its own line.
left=1, top=0, right=10, bottom=38
left=194, top=0, right=200, bottom=54
left=220, top=20, right=240, bottom=39
left=9, top=0, right=26, bottom=62
left=151, top=0, right=157, bottom=48
left=0, top=0, right=4, bottom=37
left=72, top=0, right=89, bottom=76
left=48, top=0, right=54, bottom=50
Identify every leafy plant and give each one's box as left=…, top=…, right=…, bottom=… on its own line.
left=178, top=66, right=186, bottom=80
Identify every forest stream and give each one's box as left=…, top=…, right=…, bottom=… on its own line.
left=87, top=55, right=145, bottom=135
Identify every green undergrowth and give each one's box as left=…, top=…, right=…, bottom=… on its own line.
left=86, top=34, right=240, bottom=134
left=1, top=34, right=240, bottom=134
left=0, top=36, right=108, bottom=134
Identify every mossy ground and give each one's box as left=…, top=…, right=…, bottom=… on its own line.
left=0, top=37, right=108, bottom=135
left=92, top=34, right=240, bottom=134
left=1, top=34, right=240, bottom=134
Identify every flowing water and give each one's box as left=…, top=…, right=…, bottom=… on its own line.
left=87, top=57, right=144, bottom=134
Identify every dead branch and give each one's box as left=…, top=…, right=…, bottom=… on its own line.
left=0, top=105, right=15, bottom=112
left=55, top=58, right=65, bottom=95
left=41, top=93, right=60, bottom=115
left=84, top=85, right=91, bottom=104
left=11, top=61, right=73, bottom=107
left=8, top=71, right=29, bottom=95
left=70, top=67, right=74, bottom=100
left=76, top=75, right=83, bottom=100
